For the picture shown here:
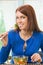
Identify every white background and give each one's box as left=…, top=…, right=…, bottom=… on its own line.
left=24, top=0, right=43, bottom=31
left=0, top=1, right=18, bottom=31
left=0, top=0, right=43, bottom=31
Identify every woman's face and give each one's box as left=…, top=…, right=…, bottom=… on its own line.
left=16, top=11, right=29, bottom=30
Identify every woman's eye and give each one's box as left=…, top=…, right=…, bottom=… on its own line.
left=21, top=16, right=25, bottom=19
left=16, top=16, right=25, bottom=19
left=16, top=17, right=19, bottom=19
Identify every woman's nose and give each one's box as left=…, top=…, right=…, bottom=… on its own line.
left=18, top=18, right=22, bottom=23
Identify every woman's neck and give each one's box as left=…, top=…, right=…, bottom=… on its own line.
left=19, top=30, right=33, bottom=41
left=20, top=30, right=33, bottom=36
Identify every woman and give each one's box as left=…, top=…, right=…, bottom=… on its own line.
left=0, top=5, right=43, bottom=64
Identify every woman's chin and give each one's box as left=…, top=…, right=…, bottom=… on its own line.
left=19, top=28, right=24, bottom=30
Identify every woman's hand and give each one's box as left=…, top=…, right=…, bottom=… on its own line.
left=0, top=32, right=8, bottom=46
left=31, top=53, right=42, bottom=62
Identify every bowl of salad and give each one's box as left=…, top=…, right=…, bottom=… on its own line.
left=13, top=56, right=28, bottom=65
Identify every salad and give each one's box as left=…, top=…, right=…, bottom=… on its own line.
left=13, top=56, right=28, bottom=65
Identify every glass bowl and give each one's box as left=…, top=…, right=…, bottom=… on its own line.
left=12, top=56, right=28, bottom=65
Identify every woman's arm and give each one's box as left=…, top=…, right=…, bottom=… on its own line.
left=0, top=32, right=11, bottom=64
left=40, top=33, right=43, bottom=62
left=0, top=24, right=18, bottom=46
left=0, top=32, right=8, bottom=46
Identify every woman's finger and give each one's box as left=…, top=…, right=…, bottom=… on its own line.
left=31, top=53, right=42, bottom=62
left=0, top=32, right=8, bottom=40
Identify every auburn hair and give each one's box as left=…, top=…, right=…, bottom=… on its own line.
left=15, top=5, right=41, bottom=32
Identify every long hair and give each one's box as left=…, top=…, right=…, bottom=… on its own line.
left=15, top=5, right=41, bottom=32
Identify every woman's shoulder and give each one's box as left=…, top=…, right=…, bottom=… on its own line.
left=34, top=31, right=43, bottom=35
left=8, top=29, right=18, bottom=36
left=34, top=31, right=43, bottom=38
left=39, top=32, right=43, bottom=39
left=37, top=31, right=43, bottom=35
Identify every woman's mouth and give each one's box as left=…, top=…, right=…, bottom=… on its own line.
left=18, top=24, right=23, bottom=27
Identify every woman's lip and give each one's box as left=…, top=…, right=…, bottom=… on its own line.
left=18, top=24, right=23, bottom=26
left=19, top=25, right=23, bottom=27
